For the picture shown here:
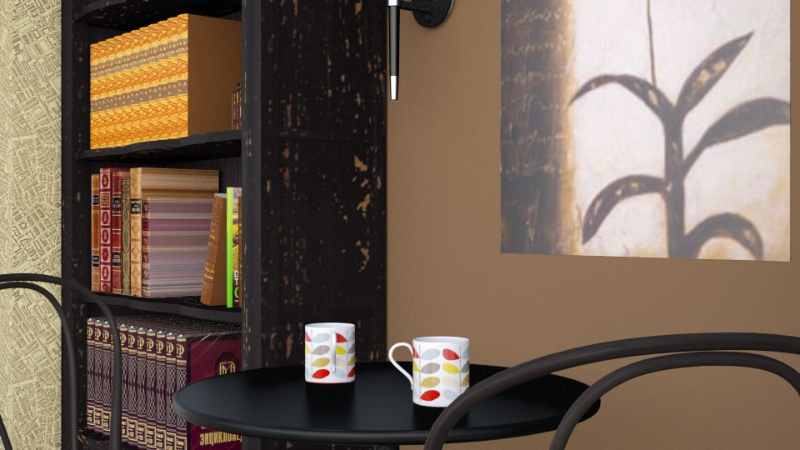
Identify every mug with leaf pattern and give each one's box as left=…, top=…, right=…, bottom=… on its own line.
left=305, top=322, right=356, bottom=384
left=389, top=336, right=469, bottom=407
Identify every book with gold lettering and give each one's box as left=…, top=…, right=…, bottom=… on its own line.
left=111, top=170, right=131, bottom=294
left=91, top=175, right=101, bottom=291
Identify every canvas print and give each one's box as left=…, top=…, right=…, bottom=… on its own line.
left=501, top=0, right=791, bottom=261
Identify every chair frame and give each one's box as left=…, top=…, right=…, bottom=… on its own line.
left=423, top=333, right=800, bottom=450
left=0, top=273, right=122, bottom=450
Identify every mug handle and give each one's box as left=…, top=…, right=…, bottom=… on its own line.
left=389, top=342, right=414, bottom=389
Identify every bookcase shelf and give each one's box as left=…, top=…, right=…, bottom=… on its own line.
left=63, top=1, right=387, bottom=449
left=75, top=130, right=242, bottom=163
left=95, top=293, right=241, bottom=324
left=78, top=0, right=241, bottom=30
left=80, top=430, right=137, bottom=450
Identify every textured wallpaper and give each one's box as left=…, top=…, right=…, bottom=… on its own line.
left=0, top=0, right=62, bottom=448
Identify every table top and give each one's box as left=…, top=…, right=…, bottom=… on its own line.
left=172, top=362, right=599, bottom=446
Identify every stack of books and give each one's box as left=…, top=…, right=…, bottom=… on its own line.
left=86, top=315, right=242, bottom=449
left=89, top=14, right=242, bottom=149
left=91, top=168, right=218, bottom=298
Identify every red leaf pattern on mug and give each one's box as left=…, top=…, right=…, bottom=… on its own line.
left=336, top=333, right=347, bottom=343
left=413, top=347, right=419, bottom=358
left=442, top=349, right=460, bottom=360
left=312, top=369, right=330, bottom=379
left=305, top=332, right=312, bottom=342
left=348, top=367, right=356, bottom=378
left=420, top=390, right=441, bottom=402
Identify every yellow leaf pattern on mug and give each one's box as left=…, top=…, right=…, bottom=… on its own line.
left=349, top=356, right=356, bottom=365
left=313, top=358, right=330, bottom=367
left=413, top=361, right=420, bottom=372
left=421, top=377, right=441, bottom=388
left=461, top=375, right=470, bottom=387
left=305, top=344, right=311, bottom=354
left=443, top=363, right=459, bottom=374
left=442, top=377, right=459, bottom=387
left=336, top=346, right=347, bottom=355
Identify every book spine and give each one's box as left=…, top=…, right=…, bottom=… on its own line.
left=93, top=319, right=105, bottom=433
left=226, top=188, right=241, bottom=308
left=111, top=171, right=128, bottom=294
left=175, top=334, right=188, bottom=450
left=145, top=328, right=157, bottom=448
left=100, top=321, right=112, bottom=435
left=91, top=175, right=101, bottom=291
left=118, top=324, right=129, bottom=443
left=135, top=327, right=148, bottom=446
left=237, top=195, right=242, bottom=308
left=100, top=169, right=113, bottom=293
left=86, top=319, right=97, bottom=432
left=164, top=332, right=178, bottom=450
left=130, top=168, right=143, bottom=296
left=124, top=324, right=139, bottom=446
left=201, top=195, right=225, bottom=306
left=142, top=198, right=150, bottom=298
left=122, top=179, right=132, bottom=295
left=155, top=329, right=168, bottom=449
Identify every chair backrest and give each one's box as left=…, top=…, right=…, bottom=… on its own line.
left=0, top=273, right=123, bottom=450
left=423, top=333, right=800, bottom=450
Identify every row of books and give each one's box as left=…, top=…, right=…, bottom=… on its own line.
left=87, top=315, right=242, bottom=449
left=91, top=167, right=242, bottom=306
left=90, top=14, right=241, bottom=149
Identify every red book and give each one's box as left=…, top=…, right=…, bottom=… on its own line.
left=174, top=330, right=242, bottom=450
left=111, top=169, right=131, bottom=294
left=91, top=176, right=101, bottom=291
left=99, top=170, right=112, bottom=293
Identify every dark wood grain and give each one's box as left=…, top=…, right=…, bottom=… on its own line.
left=76, top=131, right=241, bottom=163
left=78, top=0, right=241, bottom=31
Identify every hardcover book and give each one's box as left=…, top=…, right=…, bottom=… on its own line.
left=86, top=318, right=97, bottom=432
left=99, top=170, right=113, bottom=293
left=91, top=175, right=101, bottom=291
left=112, top=170, right=131, bottom=294
left=122, top=179, right=132, bottom=295
left=90, top=14, right=242, bottom=149
left=226, top=188, right=242, bottom=308
left=130, top=168, right=218, bottom=297
left=143, top=197, right=214, bottom=298
left=201, top=194, right=227, bottom=306
left=231, top=84, right=242, bottom=131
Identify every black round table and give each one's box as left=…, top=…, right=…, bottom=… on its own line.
left=172, top=362, right=599, bottom=446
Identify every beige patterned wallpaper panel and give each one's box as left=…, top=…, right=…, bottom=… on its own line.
left=0, top=0, right=62, bottom=448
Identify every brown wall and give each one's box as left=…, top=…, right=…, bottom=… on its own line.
left=386, top=1, right=800, bottom=449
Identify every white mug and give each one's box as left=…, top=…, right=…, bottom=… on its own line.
left=305, top=322, right=356, bottom=384
left=389, top=336, right=470, bottom=407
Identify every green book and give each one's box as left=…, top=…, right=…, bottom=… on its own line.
left=226, top=187, right=242, bottom=308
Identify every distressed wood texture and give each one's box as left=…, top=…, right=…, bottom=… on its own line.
left=244, top=0, right=387, bottom=448
left=500, top=0, right=571, bottom=254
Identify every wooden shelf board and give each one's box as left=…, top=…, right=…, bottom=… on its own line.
left=94, top=293, right=241, bottom=324
left=78, top=0, right=241, bottom=30
left=76, top=130, right=242, bottom=163
left=79, top=430, right=137, bottom=450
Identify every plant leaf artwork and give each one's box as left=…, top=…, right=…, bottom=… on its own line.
left=501, top=0, right=790, bottom=261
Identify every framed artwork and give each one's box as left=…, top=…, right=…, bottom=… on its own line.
left=501, top=0, right=791, bottom=261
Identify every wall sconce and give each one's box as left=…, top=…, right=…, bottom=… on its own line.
left=388, top=0, right=454, bottom=100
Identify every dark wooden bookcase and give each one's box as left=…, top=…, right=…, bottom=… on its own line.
left=62, top=1, right=387, bottom=449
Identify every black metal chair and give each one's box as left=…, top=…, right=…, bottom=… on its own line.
left=0, top=273, right=122, bottom=450
left=423, top=333, right=800, bottom=450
